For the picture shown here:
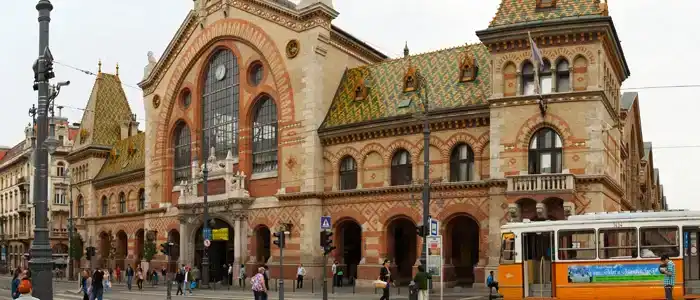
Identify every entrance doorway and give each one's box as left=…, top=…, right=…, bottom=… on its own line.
left=522, top=231, right=554, bottom=298
left=255, top=226, right=271, bottom=264
left=684, top=227, right=700, bottom=295
left=116, top=231, right=128, bottom=270
left=195, top=218, right=234, bottom=283
left=446, top=215, right=480, bottom=286
left=338, top=220, right=362, bottom=284
left=135, top=229, right=144, bottom=263
left=387, top=217, right=417, bottom=285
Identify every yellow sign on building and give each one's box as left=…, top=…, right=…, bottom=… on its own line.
left=212, top=228, right=229, bottom=241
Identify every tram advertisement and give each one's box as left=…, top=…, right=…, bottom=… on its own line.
left=567, top=263, right=663, bottom=283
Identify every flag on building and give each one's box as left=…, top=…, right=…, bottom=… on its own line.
left=528, top=32, right=544, bottom=72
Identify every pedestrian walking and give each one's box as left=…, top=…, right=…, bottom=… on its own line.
left=251, top=267, right=268, bottom=300
left=296, top=264, right=306, bottom=289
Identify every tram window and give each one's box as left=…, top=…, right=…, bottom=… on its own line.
left=598, top=228, right=638, bottom=259
left=640, top=227, right=680, bottom=258
left=501, top=233, right=516, bottom=264
left=558, top=229, right=596, bottom=260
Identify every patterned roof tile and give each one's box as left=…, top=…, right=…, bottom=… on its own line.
left=94, top=132, right=145, bottom=181
left=320, top=44, right=491, bottom=129
left=74, top=73, right=134, bottom=148
left=489, top=0, right=603, bottom=28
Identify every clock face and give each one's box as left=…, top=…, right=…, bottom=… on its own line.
left=215, top=64, right=227, bottom=81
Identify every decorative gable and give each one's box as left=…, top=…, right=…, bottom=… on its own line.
left=536, top=0, right=557, bottom=9
left=403, top=65, right=419, bottom=93
left=459, top=49, right=479, bottom=83
left=353, top=77, right=369, bottom=101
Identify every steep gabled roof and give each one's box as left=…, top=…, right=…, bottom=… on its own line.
left=489, top=0, right=604, bottom=28
left=320, top=44, right=491, bottom=129
left=94, top=132, right=145, bottom=182
left=74, top=72, right=133, bottom=149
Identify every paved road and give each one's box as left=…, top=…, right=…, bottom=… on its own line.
left=0, top=276, right=488, bottom=300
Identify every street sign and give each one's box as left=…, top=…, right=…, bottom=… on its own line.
left=426, top=235, right=443, bottom=275
left=430, top=218, right=439, bottom=236
left=203, top=228, right=212, bottom=241
left=204, top=239, right=211, bottom=247
left=320, top=216, right=331, bottom=230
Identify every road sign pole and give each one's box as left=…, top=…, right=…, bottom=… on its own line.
left=322, top=229, right=328, bottom=300
left=279, top=234, right=284, bottom=300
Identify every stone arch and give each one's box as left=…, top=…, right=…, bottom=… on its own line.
left=252, top=224, right=272, bottom=263
left=516, top=198, right=538, bottom=221
left=322, top=150, right=336, bottom=163
left=444, top=132, right=480, bottom=162
left=359, top=143, right=386, bottom=166
left=187, top=213, right=235, bottom=243
left=332, top=146, right=361, bottom=171
left=443, top=212, right=481, bottom=285
left=475, top=131, right=490, bottom=154
left=334, top=217, right=364, bottom=279
left=383, top=214, right=418, bottom=284
left=153, top=18, right=295, bottom=171
left=515, top=113, right=573, bottom=150
left=415, top=135, right=447, bottom=159
left=384, top=139, right=418, bottom=165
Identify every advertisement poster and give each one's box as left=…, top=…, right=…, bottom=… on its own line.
left=212, top=228, right=229, bottom=241
left=427, top=235, right=442, bottom=275
left=567, top=263, right=664, bottom=283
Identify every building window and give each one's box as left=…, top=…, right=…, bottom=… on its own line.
left=450, top=144, right=474, bottom=182
left=119, top=192, right=126, bottom=213
left=181, top=89, right=191, bottom=108
left=248, top=62, right=264, bottom=87
left=540, top=59, right=552, bottom=94
left=556, top=59, right=570, bottom=92
left=172, top=121, right=191, bottom=185
left=522, top=61, right=536, bottom=96
left=251, top=96, right=278, bottom=174
left=339, top=156, right=357, bottom=190
left=53, top=189, right=66, bottom=205
left=202, top=49, right=240, bottom=160
left=391, top=149, right=412, bottom=186
left=77, top=196, right=84, bottom=217
left=528, top=128, right=563, bottom=174
left=56, top=162, right=65, bottom=177
left=101, top=196, right=109, bottom=216
left=138, top=188, right=145, bottom=211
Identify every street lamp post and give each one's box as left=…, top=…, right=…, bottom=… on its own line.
left=418, top=74, right=431, bottom=269
left=200, top=137, right=210, bottom=288
left=65, top=170, right=75, bottom=281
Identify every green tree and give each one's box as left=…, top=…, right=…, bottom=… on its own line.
left=143, top=239, right=157, bottom=262
left=69, top=232, right=84, bottom=261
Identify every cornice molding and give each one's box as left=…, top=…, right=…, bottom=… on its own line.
left=65, top=146, right=111, bottom=164
left=83, top=207, right=167, bottom=222
left=92, top=169, right=145, bottom=189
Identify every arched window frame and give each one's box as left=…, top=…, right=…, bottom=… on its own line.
left=201, top=49, right=240, bottom=160
left=521, top=61, right=536, bottom=96
left=101, top=196, right=109, bottom=216
left=172, top=121, right=192, bottom=185
left=449, top=143, right=475, bottom=182
left=539, top=59, right=552, bottom=94
left=528, top=127, right=563, bottom=174
left=338, top=156, right=358, bottom=190
left=118, top=192, right=126, bottom=213
left=77, top=196, right=84, bottom=217
left=138, top=189, right=145, bottom=211
left=556, top=59, right=570, bottom=92
left=251, top=96, right=278, bottom=175
left=391, top=150, right=412, bottom=186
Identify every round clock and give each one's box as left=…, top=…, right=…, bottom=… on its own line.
left=215, top=64, right=227, bottom=81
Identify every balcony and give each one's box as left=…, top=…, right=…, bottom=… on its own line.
left=17, top=231, right=29, bottom=239
left=51, top=204, right=69, bottom=213
left=50, top=229, right=68, bottom=239
left=18, top=203, right=29, bottom=213
left=506, top=173, right=575, bottom=193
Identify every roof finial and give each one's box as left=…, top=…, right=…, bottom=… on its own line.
left=403, top=41, right=410, bottom=58
left=98, top=59, right=102, bottom=74
left=116, top=63, right=119, bottom=76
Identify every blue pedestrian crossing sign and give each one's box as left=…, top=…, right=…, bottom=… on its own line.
left=321, top=216, right=332, bottom=230
left=430, top=218, right=439, bottom=236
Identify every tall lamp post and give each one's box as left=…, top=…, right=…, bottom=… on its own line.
left=417, top=74, right=431, bottom=269
left=31, top=1, right=71, bottom=298
left=64, top=169, right=77, bottom=281
left=200, top=136, right=211, bottom=288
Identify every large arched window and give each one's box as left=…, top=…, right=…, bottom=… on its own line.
left=391, top=150, right=412, bottom=186
left=101, top=196, right=109, bottom=216
left=172, top=121, right=191, bottom=185
left=450, top=144, right=474, bottom=182
left=202, top=49, right=240, bottom=160
left=77, top=195, right=84, bottom=217
left=138, top=188, right=145, bottom=211
left=556, top=59, right=570, bottom=92
left=118, top=192, right=126, bottom=213
left=522, top=61, right=535, bottom=96
left=539, top=59, right=552, bottom=94
left=528, top=128, right=563, bottom=174
left=251, top=96, right=278, bottom=174
left=339, top=156, right=357, bottom=190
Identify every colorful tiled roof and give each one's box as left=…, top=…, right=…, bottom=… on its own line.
left=489, top=0, right=603, bottom=28
left=320, top=44, right=491, bottom=129
left=74, top=73, right=134, bottom=148
left=94, top=132, right=145, bottom=181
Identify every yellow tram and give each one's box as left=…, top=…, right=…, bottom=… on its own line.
left=498, top=210, right=700, bottom=299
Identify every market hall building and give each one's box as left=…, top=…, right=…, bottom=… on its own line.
left=68, top=0, right=667, bottom=287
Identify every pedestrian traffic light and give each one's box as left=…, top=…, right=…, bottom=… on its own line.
left=416, top=225, right=426, bottom=237
left=160, top=242, right=170, bottom=256
left=273, top=231, right=285, bottom=248
left=321, top=231, right=335, bottom=256
left=85, top=246, right=95, bottom=260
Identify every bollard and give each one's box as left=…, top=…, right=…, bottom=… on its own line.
left=292, top=279, right=295, bottom=292
left=352, top=281, right=355, bottom=294
left=331, top=280, right=335, bottom=294
left=311, top=278, right=314, bottom=294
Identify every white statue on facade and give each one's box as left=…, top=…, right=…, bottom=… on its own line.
left=143, top=51, right=158, bottom=80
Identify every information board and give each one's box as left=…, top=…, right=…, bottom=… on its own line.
left=212, top=228, right=229, bottom=241
left=426, top=235, right=443, bottom=276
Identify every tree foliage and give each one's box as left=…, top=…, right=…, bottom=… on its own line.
left=143, top=239, right=157, bottom=262
left=69, top=232, right=83, bottom=261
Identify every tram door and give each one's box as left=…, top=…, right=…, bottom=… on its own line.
left=683, top=227, right=700, bottom=295
left=522, top=231, right=554, bottom=298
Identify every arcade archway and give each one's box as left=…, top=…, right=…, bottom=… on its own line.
left=255, top=225, right=271, bottom=264
left=116, top=231, right=128, bottom=270
left=445, top=214, right=480, bottom=286
left=135, top=229, right=144, bottom=263
left=168, top=229, right=181, bottom=265
left=195, top=218, right=234, bottom=283
left=99, top=232, right=110, bottom=268
left=386, top=217, right=417, bottom=284
left=517, top=198, right=537, bottom=221
left=543, top=197, right=565, bottom=220
left=337, top=219, right=362, bottom=282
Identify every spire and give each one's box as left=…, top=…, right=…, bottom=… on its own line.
left=98, top=59, right=102, bottom=74
left=403, top=42, right=410, bottom=58
left=115, top=63, right=119, bottom=77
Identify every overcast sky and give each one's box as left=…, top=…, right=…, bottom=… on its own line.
left=1, top=0, right=698, bottom=210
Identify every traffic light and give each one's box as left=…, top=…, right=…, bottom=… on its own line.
left=321, top=230, right=335, bottom=256
left=416, top=225, right=426, bottom=237
left=85, top=246, right=95, bottom=260
left=273, top=231, right=285, bottom=248
left=160, top=242, right=170, bottom=256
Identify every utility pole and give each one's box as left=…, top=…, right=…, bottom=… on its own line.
left=320, top=230, right=335, bottom=300
left=67, top=171, right=75, bottom=281
left=31, top=1, right=56, bottom=299
left=273, top=228, right=287, bottom=300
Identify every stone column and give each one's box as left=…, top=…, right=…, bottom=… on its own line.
left=179, top=221, right=187, bottom=266
left=234, top=217, right=241, bottom=264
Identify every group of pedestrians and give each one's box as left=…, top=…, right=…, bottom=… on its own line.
left=10, top=267, right=38, bottom=300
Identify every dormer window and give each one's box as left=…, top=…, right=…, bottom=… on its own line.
left=353, top=78, right=368, bottom=101
left=403, top=66, right=418, bottom=92
left=536, top=0, right=556, bottom=9
left=459, top=54, right=479, bottom=83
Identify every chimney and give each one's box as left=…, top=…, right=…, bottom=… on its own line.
left=120, top=114, right=140, bottom=139
left=57, top=106, right=63, bottom=117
